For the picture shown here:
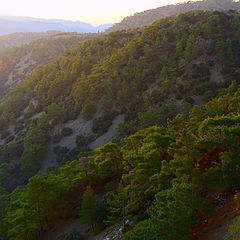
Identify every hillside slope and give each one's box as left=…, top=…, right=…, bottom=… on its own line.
left=0, top=32, right=98, bottom=97
left=0, top=10, right=240, bottom=240
left=1, top=62, right=240, bottom=240
left=0, top=31, right=61, bottom=50
left=0, top=10, right=239, bottom=181
left=107, top=0, right=240, bottom=32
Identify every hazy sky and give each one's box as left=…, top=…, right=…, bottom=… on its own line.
left=1, top=0, right=184, bottom=25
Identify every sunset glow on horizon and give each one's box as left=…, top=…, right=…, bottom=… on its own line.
left=0, top=0, right=189, bottom=25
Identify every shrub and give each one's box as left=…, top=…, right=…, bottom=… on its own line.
left=138, top=108, right=164, bottom=128
left=53, top=134, right=62, bottom=143
left=82, top=102, right=97, bottom=121
left=0, top=116, right=8, bottom=132
left=151, top=89, right=164, bottom=104
left=53, top=145, right=69, bottom=155
left=24, top=102, right=37, bottom=119
left=5, top=135, right=14, bottom=144
left=15, top=131, right=26, bottom=142
left=62, top=105, right=80, bottom=123
left=167, top=103, right=177, bottom=117
left=1, top=130, right=11, bottom=140
left=14, top=124, right=24, bottom=134
left=92, top=111, right=118, bottom=136
left=62, top=127, right=73, bottom=137
left=203, top=90, right=213, bottom=101
left=183, top=96, right=194, bottom=105
left=76, top=134, right=93, bottom=147
left=46, top=103, right=65, bottom=123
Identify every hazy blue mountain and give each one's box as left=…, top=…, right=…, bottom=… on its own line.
left=0, top=15, right=113, bottom=35
left=96, top=23, right=114, bottom=32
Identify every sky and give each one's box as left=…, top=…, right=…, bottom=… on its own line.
left=0, top=0, right=185, bottom=26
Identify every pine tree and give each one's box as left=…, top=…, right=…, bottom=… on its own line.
left=80, top=186, right=97, bottom=230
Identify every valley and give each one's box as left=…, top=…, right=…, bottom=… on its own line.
left=0, top=1, right=240, bottom=239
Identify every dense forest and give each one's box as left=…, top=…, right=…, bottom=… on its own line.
left=108, top=0, right=240, bottom=32
left=1, top=62, right=240, bottom=240
left=0, top=9, right=240, bottom=239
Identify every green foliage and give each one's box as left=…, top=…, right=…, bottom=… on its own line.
left=80, top=186, right=97, bottom=227
left=106, top=182, right=130, bottom=227
left=82, top=101, right=97, bottom=121
left=92, top=111, right=118, bottom=136
left=76, top=134, right=93, bottom=148
left=137, top=107, right=164, bottom=128
left=0, top=116, right=8, bottom=132
left=182, top=102, right=192, bottom=115
left=185, top=35, right=198, bottom=62
left=123, top=182, right=209, bottom=240
left=0, top=141, right=24, bottom=164
left=1, top=81, right=240, bottom=238
left=62, top=127, right=73, bottom=137
left=224, top=216, right=240, bottom=240
left=0, top=11, right=239, bottom=144
left=1, top=10, right=240, bottom=240
left=46, top=103, right=65, bottom=123
left=2, top=162, right=79, bottom=239
left=20, top=125, right=47, bottom=178
left=94, top=142, right=122, bottom=180
left=25, top=102, right=37, bottom=119
left=0, top=163, right=11, bottom=191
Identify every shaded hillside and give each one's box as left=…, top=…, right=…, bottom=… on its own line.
left=0, top=31, right=61, bottom=50
left=0, top=15, right=113, bottom=35
left=0, top=32, right=99, bottom=97
left=0, top=10, right=239, bottom=182
left=107, top=0, right=240, bottom=32
left=1, top=66, right=240, bottom=240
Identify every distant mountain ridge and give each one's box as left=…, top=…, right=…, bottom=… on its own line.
left=107, top=0, right=240, bottom=32
left=0, top=15, right=113, bottom=35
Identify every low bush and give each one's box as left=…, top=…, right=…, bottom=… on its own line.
left=62, top=127, right=73, bottom=137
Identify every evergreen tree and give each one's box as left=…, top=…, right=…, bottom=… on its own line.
left=80, top=186, right=97, bottom=230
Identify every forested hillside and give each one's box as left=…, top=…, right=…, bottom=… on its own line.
left=107, top=0, right=240, bottom=32
left=1, top=9, right=240, bottom=178
left=0, top=32, right=98, bottom=96
left=0, top=31, right=61, bottom=50
left=1, top=58, right=240, bottom=240
left=0, top=10, right=240, bottom=239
